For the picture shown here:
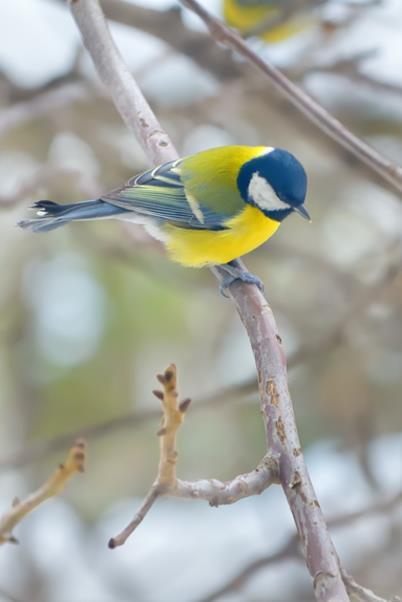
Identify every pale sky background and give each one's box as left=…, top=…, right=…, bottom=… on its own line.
left=0, top=0, right=401, bottom=88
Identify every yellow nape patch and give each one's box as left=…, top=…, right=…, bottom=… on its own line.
left=164, top=205, right=280, bottom=267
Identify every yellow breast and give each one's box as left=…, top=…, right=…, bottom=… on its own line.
left=164, top=205, right=280, bottom=267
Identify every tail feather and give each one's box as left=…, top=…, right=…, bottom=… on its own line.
left=18, top=199, right=127, bottom=233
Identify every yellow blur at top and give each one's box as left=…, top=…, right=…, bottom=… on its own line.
left=223, top=0, right=310, bottom=43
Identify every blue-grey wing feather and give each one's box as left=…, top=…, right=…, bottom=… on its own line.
left=103, top=160, right=227, bottom=231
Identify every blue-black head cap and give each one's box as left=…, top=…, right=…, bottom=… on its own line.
left=237, top=148, right=309, bottom=222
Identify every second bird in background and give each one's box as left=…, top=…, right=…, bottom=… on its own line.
left=223, top=0, right=315, bottom=42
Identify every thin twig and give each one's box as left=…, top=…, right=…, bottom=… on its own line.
left=108, top=365, right=182, bottom=547
left=341, top=570, right=398, bottom=602
left=109, top=365, right=186, bottom=547
left=109, top=365, right=279, bottom=548
left=0, top=439, right=85, bottom=545
left=109, top=485, right=160, bottom=549
left=180, top=0, right=402, bottom=197
left=173, top=454, right=279, bottom=506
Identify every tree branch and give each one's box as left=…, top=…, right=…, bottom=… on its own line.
left=173, top=454, right=279, bottom=506
left=66, top=1, right=349, bottom=598
left=0, top=439, right=85, bottom=545
left=70, top=0, right=176, bottom=166
left=225, top=282, right=348, bottom=601
left=109, top=365, right=279, bottom=548
left=180, top=0, right=402, bottom=198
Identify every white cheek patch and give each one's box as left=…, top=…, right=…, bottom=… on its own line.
left=248, top=171, right=290, bottom=212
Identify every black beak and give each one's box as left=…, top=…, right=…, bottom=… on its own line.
left=294, top=205, right=311, bottom=221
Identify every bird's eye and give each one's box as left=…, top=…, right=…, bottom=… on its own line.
left=248, top=172, right=290, bottom=212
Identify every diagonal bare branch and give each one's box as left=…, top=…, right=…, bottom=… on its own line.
left=180, top=0, right=402, bottom=198
left=342, top=570, right=399, bottom=602
left=70, top=0, right=176, bottom=166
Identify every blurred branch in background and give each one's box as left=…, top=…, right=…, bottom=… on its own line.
left=0, top=166, right=100, bottom=208
left=199, top=489, right=402, bottom=602
left=0, top=82, right=91, bottom=138
left=180, top=0, right=402, bottom=196
left=0, top=587, right=22, bottom=602
left=2, top=237, right=399, bottom=471
left=0, top=45, right=84, bottom=104
left=293, top=49, right=402, bottom=99
left=0, top=440, right=85, bottom=545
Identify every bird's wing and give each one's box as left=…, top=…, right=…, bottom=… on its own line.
left=102, top=159, right=228, bottom=231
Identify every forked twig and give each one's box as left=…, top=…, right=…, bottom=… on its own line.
left=109, top=365, right=278, bottom=548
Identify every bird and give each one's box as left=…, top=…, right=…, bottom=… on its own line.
left=223, top=0, right=312, bottom=43
left=19, top=145, right=309, bottom=293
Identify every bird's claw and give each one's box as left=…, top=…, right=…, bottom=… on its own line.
left=219, top=271, right=265, bottom=298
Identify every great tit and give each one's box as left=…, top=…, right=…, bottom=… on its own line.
left=223, top=0, right=312, bottom=43
left=19, top=146, right=309, bottom=292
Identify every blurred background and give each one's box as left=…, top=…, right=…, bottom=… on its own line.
left=0, top=0, right=401, bottom=600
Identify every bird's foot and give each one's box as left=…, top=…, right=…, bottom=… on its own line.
left=218, top=261, right=264, bottom=297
